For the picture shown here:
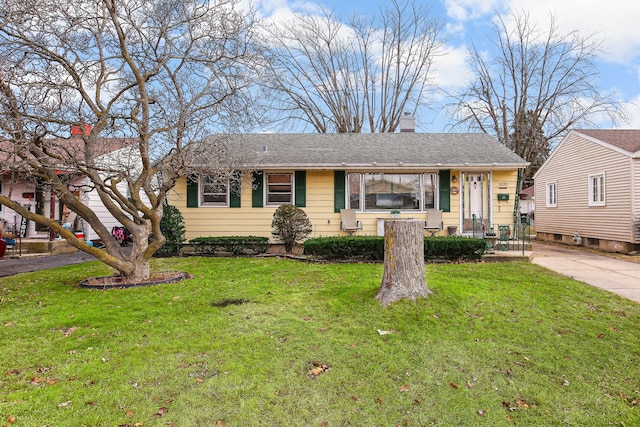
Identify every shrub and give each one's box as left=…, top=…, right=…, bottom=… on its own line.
left=188, top=236, right=269, bottom=255
left=304, top=236, right=487, bottom=261
left=158, top=204, right=186, bottom=254
left=303, top=236, right=384, bottom=260
left=271, top=204, right=312, bottom=253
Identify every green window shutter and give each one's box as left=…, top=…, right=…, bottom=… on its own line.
left=334, top=170, right=346, bottom=213
left=294, top=171, right=306, bottom=207
left=439, top=170, right=451, bottom=212
left=230, top=170, right=241, bottom=208
left=252, top=171, right=264, bottom=207
left=186, top=176, right=199, bottom=208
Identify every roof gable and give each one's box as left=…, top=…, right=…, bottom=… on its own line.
left=574, top=129, right=640, bottom=155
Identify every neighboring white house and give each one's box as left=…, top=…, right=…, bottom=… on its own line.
left=533, top=129, right=640, bottom=252
left=0, top=128, right=149, bottom=242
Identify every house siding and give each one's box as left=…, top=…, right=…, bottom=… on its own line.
left=535, top=132, right=634, bottom=246
left=172, top=169, right=520, bottom=241
left=491, top=170, right=520, bottom=228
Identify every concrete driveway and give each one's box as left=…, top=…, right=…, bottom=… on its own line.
left=531, top=242, right=640, bottom=303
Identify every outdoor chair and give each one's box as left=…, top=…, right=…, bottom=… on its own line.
left=340, top=209, right=363, bottom=235
left=424, top=209, right=443, bottom=236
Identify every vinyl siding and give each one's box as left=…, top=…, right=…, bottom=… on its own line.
left=491, top=170, right=520, bottom=227
left=171, top=169, right=519, bottom=240
left=535, top=133, right=633, bottom=242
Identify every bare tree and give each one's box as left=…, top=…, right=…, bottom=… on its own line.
left=0, top=0, right=264, bottom=282
left=262, top=0, right=445, bottom=133
left=450, top=11, right=624, bottom=186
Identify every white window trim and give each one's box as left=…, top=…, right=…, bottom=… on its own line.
left=265, top=172, right=294, bottom=206
left=546, top=182, right=557, bottom=208
left=588, top=172, right=606, bottom=207
left=200, top=175, right=229, bottom=207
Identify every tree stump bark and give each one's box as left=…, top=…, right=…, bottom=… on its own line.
left=376, top=219, right=432, bottom=307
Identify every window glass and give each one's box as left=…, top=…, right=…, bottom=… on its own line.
left=266, top=173, right=293, bottom=205
left=201, top=175, right=228, bottom=206
left=546, top=182, right=557, bottom=207
left=348, top=173, right=361, bottom=210
left=423, top=174, right=435, bottom=210
left=364, top=173, right=421, bottom=210
left=588, top=173, right=605, bottom=206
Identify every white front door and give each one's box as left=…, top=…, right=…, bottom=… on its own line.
left=462, top=173, right=490, bottom=234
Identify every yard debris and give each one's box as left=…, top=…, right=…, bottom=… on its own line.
left=377, top=329, right=397, bottom=335
left=307, top=361, right=331, bottom=379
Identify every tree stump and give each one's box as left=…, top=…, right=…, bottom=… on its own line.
left=376, top=219, right=432, bottom=307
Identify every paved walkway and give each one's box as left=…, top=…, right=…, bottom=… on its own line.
left=531, top=242, right=640, bottom=303
left=0, top=251, right=96, bottom=277
left=2, top=243, right=640, bottom=303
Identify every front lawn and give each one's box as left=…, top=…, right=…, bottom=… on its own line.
left=1, top=258, right=638, bottom=426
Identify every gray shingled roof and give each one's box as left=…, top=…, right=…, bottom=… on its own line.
left=207, top=133, right=528, bottom=170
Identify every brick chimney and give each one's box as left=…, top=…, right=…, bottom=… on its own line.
left=399, top=113, right=415, bottom=133
left=71, top=123, right=92, bottom=137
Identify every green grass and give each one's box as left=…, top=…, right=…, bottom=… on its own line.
left=1, top=258, right=639, bottom=426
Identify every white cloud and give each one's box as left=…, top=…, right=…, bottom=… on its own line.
left=432, top=45, right=472, bottom=91
left=442, top=0, right=506, bottom=21
left=488, top=0, right=640, bottom=65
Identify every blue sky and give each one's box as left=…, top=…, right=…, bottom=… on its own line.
left=252, top=0, right=640, bottom=132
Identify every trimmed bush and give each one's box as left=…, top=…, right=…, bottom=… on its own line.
left=303, top=236, right=384, bottom=260
left=271, top=204, right=312, bottom=253
left=304, top=236, right=487, bottom=261
left=188, top=236, right=269, bottom=255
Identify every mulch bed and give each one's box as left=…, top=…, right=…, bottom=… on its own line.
left=79, top=271, right=191, bottom=289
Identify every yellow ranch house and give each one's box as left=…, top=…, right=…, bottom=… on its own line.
left=169, top=133, right=528, bottom=241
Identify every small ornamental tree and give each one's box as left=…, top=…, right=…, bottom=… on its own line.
left=271, top=204, right=312, bottom=253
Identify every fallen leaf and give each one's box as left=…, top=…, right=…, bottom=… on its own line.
left=173, top=296, right=180, bottom=301
left=126, top=410, right=135, bottom=417
left=477, top=410, right=484, bottom=416
left=134, top=423, right=144, bottom=427
left=86, top=401, right=95, bottom=405
left=516, top=399, right=529, bottom=409
left=216, top=421, right=226, bottom=426
left=307, top=361, right=331, bottom=379
left=47, top=379, right=58, bottom=385
left=58, top=401, right=72, bottom=408
left=320, top=422, right=328, bottom=427
left=7, top=414, right=16, bottom=423
left=303, top=317, right=312, bottom=322
left=597, top=333, right=605, bottom=339
left=449, top=382, right=458, bottom=389
left=196, top=377, right=204, bottom=383
left=375, top=397, right=383, bottom=405
left=155, top=407, right=168, bottom=417
left=399, top=384, right=410, bottom=392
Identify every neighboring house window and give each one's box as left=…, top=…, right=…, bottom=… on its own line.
left=266, top=173, right=293, bottom=205
left=201, top=175, right=228, bottom=206
left=588, top=173, right=606, bottom=206
left=348, top=173, right=436, bottom=211
left=546, top=182, right=557, bottom=207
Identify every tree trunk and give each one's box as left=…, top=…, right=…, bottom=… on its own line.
left=376, top=220, right=432, bottom=307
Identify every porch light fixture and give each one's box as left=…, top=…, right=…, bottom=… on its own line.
left=451, top=175, right=457, bottom=183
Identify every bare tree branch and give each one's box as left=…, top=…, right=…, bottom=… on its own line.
left=448, top=10, right=626, bottom=186
left=0, top=0, right=265, bottom=281
left=262, top=0, right=445, bottom=133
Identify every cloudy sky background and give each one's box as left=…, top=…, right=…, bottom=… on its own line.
left=252, top=0, right=640, bottom=132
